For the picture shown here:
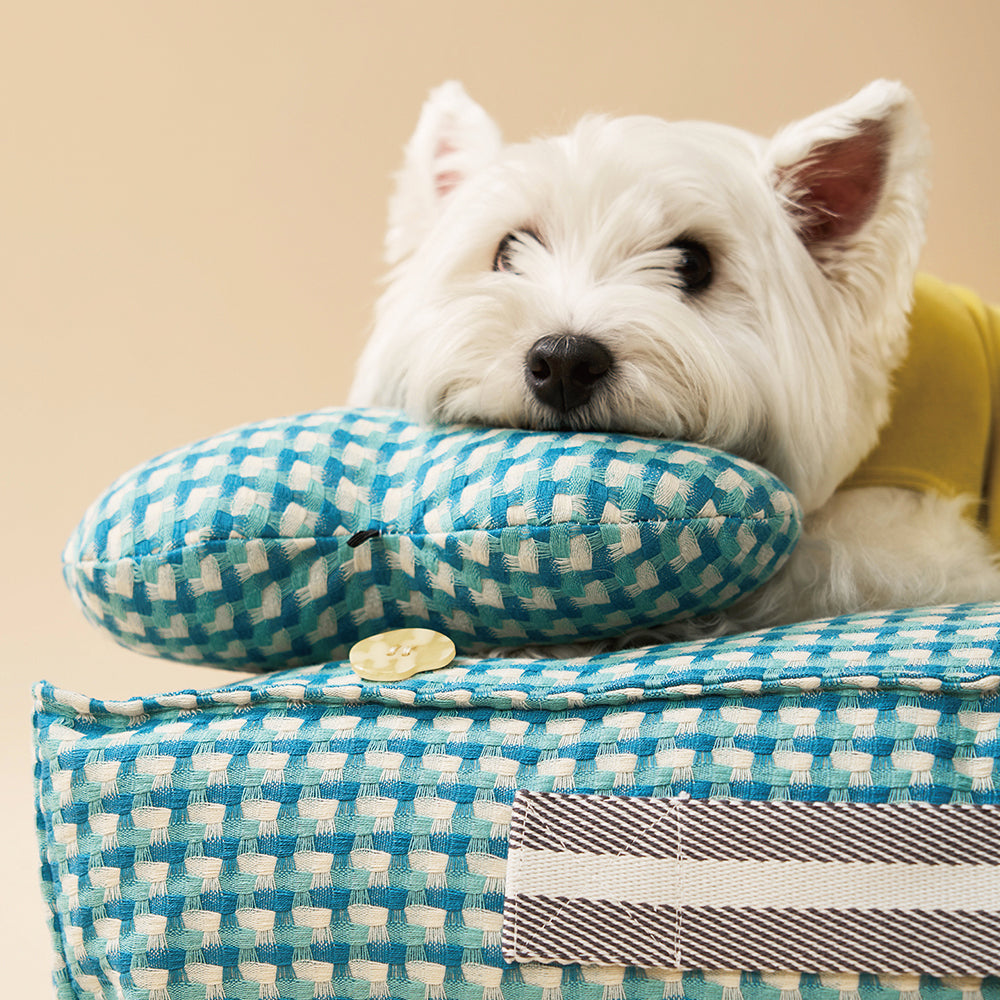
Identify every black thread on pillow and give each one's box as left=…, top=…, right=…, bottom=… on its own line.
left=347, top=528, right=382, bottom=548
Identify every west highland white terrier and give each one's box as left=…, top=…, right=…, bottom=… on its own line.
left=349, top=81, right=1000, bottom=632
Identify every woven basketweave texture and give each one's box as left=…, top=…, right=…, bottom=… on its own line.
left=34, top=602, right=1000, bottom=999
left=62, top=408, right=800, bottom=669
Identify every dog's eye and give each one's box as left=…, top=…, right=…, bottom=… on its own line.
left=493, top=230, right=539, bottom=274
left=669, top=239, right=713, bottom=293
left=494, top=234, right=518, bottom=272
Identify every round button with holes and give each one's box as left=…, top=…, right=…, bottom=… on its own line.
left=348, top=628, right=456, bottom=682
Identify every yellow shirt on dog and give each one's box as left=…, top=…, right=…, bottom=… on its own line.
left=842, top=273, right=1000, bottom=545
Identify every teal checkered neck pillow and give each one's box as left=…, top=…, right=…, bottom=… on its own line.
left=63, top=407, right=801, bottom=669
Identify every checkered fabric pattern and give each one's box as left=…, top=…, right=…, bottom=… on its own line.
left=62, top=408, right=801, bottom=669
left=34, top=602, right=1000, bottom=999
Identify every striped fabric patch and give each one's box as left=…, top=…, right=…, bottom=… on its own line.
left=502, top=791, right=1000, bottom=976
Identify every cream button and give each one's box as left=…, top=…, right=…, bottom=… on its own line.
left=349, top=628, right=456, bottom=682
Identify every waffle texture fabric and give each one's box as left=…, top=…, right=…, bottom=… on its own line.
left=62, top=408, right=801, bottom=669
left=34, top=601, right=1000, bottom=999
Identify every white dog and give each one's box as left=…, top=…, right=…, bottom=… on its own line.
left=349, top=81, right=1000, bottom=632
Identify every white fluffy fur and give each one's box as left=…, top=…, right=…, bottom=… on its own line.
left=350, top=81, right=1000, bottom=633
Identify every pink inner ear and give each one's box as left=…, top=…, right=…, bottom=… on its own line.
left=433, top=138, right=462, bottom=199
left=785, top=121, right=889, bottom=246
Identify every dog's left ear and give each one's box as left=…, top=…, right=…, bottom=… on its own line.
left=766, top=80, right=927, bottom=277
left=385, top=82, right=503, bottom=264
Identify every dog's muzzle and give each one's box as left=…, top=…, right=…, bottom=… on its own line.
left=525, top=334, right=613, bottom=414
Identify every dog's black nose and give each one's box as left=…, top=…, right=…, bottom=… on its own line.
left=525, top=334, right=613, bottom=413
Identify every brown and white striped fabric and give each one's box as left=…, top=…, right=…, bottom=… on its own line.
left=501, top=791, right=1000, bottom=976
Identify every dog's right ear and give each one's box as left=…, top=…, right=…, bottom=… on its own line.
left=385, top=82, right=503, bottom=264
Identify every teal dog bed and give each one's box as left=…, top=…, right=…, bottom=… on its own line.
left=34, top=602, right=1000, bottom=999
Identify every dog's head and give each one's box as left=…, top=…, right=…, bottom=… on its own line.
left=350, top=81, right=928, bottom=510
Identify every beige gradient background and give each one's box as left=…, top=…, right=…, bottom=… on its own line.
left=3, top=0, right=999, bottom=990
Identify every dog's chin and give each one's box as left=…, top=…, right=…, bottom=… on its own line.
left=438, top=387, right=692, bottom=440
left=430, top=374, right=773, bottom=467
left=516, top=402, right=661, bottom=436
left=439, top=391, right=772, bottom=471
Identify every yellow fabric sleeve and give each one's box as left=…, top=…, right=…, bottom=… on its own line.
left=841, top=274, right=1000, bottom=544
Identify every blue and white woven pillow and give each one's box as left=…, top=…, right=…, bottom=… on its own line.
left=34, top=602, right=1000, bottom=999
left=63, top=408, right=801, bottom=669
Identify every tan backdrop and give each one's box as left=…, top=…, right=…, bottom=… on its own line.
left=4, top=0, right=999, bottom=988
